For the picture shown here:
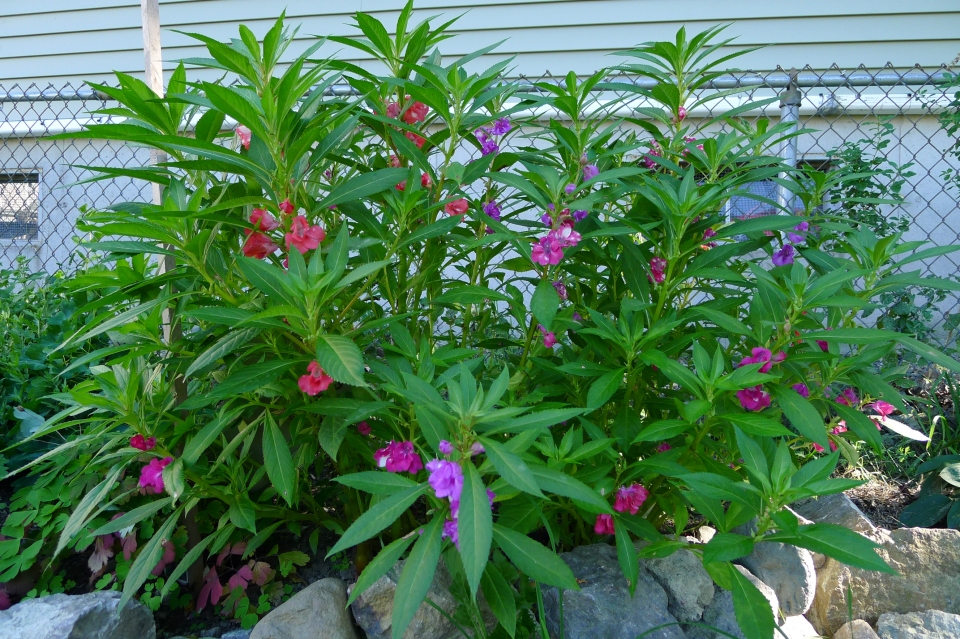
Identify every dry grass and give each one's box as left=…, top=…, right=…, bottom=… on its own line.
left=841, top=467, right=920, bottom=529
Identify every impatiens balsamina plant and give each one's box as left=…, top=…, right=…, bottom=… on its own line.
left=8, top=4, right=960, bottom=638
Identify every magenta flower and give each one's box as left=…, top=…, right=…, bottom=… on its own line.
left=739, top=347, right=772, bottom=372
left=130, top=434, right=156, bottom=451
left=552, top=280, right=568, bottom=301
left=488, top=118, right=512, bottom=136
left=703, top=228, right=717, bottom=240
left=539, top=324, right=558, bottom=348
left=594, top=514, right=615, bottom=535
left=439, top=440, right=454, bottom=455
left=442, top=519, right=459, bottom=549
left=643, top=143, right=662, bottom=169
left=831, top=421, right=848, bottom=435
left=572, top=209, right=588, bottom=222
left=553, top=221, right=582, bottom=247
left=835, top=387, right=859, bottom=407
left=139, top=457, right=173, bottom=494
left=531, top=235, right=564, bottom=266
left=613, top=483, right=650, bottom=515
left=649, top=256, right=667, bottom=284
left=565, top=183, right=576, bottom=195
left=375, top=441, right=424, bottom=475
left=657, top=442, right=671, bottom=453
left=298, top=361, right=334, bottom=396
left=426, top=459, right=464, bottom=501
left=737, top=386, right=771, bottom=411
left=675, top=105, right=687, bottom=122
left=792, top=383, right=810, bottom=398
left=583, top=164, right=599, bottom=181
left=279, top=199, right=295, bottom=215
left=868, top=400, right=895, bottom=417
left=787, top=221, right=809, bottom=244
left=357, top=421, right=372, bottom=436
left=816, top=340, right=829, bottom=352
left=772, top=244, right=795, bottom=266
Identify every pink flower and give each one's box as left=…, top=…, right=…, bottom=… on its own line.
left=130, top=434, right=156, bottom=451
left=151, top=539, right=175, bottom=576
left=772, top=244, right=795, bottom=266
left=139, top=457, right=173, bottom=494
left=792, top=383, right=810, bottom=398
left=426, top=459, right=463, bottom=501
left=867, top=400, right=895, bottom=417
left=357, top=421, right=372, bottom=436
left=552, top=280, right=568, bottom=301
left=649, top=256, right=667, bottom=284
left=236, top=125, right=251, bottom=150
left=442, top=519, right=459, bottom=549
left=613, top=483, right=650, bottom=515
left=0, top=588, right=10, bottom=611
left=737, top=386, right=771, bottom=411
left=389, top=154, right=402, bottom=168
left=552, top=221, right=581, bottom=248
left=445, top=198, right=469, bottom=216
left=583, top=164, right=599, bottom=181
left=594, top=513, right=615, bottom=535
left=421, top=173, right=432, bottom=188
left=402, top=101, right=429, bottom=125
left=471, top=442, right=485, bottom=456
left=675, top=105, right=687, bottom=122
left=298, top=360, right=333, bottom=395
left=539, top=325, right=557, bottom=348
left=250, top=208, right=279, bottom=232
left=836, top=387, right=859, bottom=407
left=376, top=441, right=424, bottom=475
left=385, top=102, right=401, bottom=118
left=439, top=440, right=454, bottom=455
left=405, top=131, right=426, bottom=148
left=242, top=232, right=279, bottom=259
left=703, top=228, right=717, bottom=240
left=831, top=421, right=848, bottom=435
left=279, top=199, right=295, bottom=215
left=285, top=215, right=326, bottom=254
left=657, top=442, right=672, bottom=453
left=532, top=235, right=564, bottom=266
left=816, top=340, right=829, bottom=352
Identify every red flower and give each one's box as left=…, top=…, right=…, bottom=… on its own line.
left=403, top=101, right=429, bottom=125
left=298, top=360, right=333, bottom=395
left=242, top=232, right=279, bottom=259
left=249, top=208, right=279, bottom=232
left=279, top=199, right=295, bottom=215
left=613, top=483, right=650, bottom=515
left=445, top=198, right=469, bottom=216
left=405, top=131, right=426, bottom=148
left=421, top=173, right=432, bottom=188
left=285, top=215, right=326, bottom=254
left=130, top=434, right=156, bottom=451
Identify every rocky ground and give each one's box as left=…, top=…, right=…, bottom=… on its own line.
left=3, top=491, right=959, bottom=639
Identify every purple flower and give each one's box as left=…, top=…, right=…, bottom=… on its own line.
left=539, top=324, right=557, bottom=348
left=787, top=221, right=809, bottom=244
left=489, top=118, right=511, bottom=136
left=565, top=183, right=576, bottom=195
left=573, top=311, right=583, bottom=322
left=482, top=200, right=501, bottom=222
left=480, top=137, right=499, bottom=156
left=792, top=383, right=810, bottom=398
left=572, top=209, right=588, bottom=222
left=552, top=280, right=568, bottom=301
left=426, top=459, right=464, bottom=502
left=772, top=244, right=795, bottom=267
left=582, top=164, right=599, bottom=181
left=442, top=519, right=459, bottom=549
left=439, top=440, right=454, bottom=455
left=471, top=442, right=485, bottom=456
left=541, top=211, right=553, bottom=225
left=836, top=387, right=859, bottom=407
left=531, top=235, right=564, bottom=266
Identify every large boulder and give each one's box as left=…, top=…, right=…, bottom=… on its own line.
left=833, top=619, right=881, bottom=639
left=792, top=494, right=877, bottom=536
left=0, top=590, right=155, bottom=639
left=876, top=610, right=960, bottom=639
left=809, top=527, right=960, bottom=636
left=542, top=543, right=686, bottom=639
left=733, top=519, right=817, bottom=616
left=639, top=543, right=716, bottom=623
left=686, top=565, right=779, bottom=639
left=250, top=578, right=357, bottom=639
left=350, top=560, right=495, bottom=639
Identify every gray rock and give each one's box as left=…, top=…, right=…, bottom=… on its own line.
left=0, top=590, right=155, bottom=639
left=542, top=543, right=685, bottom=639
left=351, top=560, right=495, bottom=639
left=639, top=542, right=715, bottom=623
left=778, top=615, right=820, bottom=639
left=876, top=610, right=960, bottom=639
left=793, top=494, right=877, bottom=536
left=809, top=528, right=960, bottom=636
left=222, top=631, right=252, bottom=639
left=251, top=578, right=355, bottom=639
left=687, top=566, right=780, bottom=639
left=734, top=519, right=817, bottom=616
left=834, top=619, right=881, bottom=639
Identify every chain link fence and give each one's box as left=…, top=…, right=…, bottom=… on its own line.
left=2, top=65, right=958, bottom=343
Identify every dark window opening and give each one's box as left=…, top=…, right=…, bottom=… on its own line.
left=0, top=171, right=40, bottom=240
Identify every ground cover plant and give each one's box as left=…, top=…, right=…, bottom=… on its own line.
left=4, top=5, right=960, bottom=637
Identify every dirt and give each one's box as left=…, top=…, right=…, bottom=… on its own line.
left=841, top=467, right=921, bottom=530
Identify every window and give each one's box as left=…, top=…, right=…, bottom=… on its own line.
left=0, top=171, right=40, bottom=241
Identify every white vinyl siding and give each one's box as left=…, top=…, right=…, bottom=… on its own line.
left=1, top=1, right=959, bottom=87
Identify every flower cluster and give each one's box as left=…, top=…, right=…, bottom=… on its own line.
left=532, top=219, right=582, bottom=266
left=241, top=202, right=326, bottom=261
left=739, top=347, right=786, bottom=374
left=374, top=441, right=424, bottom=474
left=475, top=118, right=511, bottom=156
left=773, top=221, right=811, bottom=267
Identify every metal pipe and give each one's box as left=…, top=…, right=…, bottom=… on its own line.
left=777, top=70, right=802, bottom=211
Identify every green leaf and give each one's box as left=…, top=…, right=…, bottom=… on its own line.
left=634, top=419, right=692, bottom=443
left=942, top=463, right=960, bottom=488
left=392, top=516, right=443, bottom=639
left=480, top=408, right=584, bottom=435
left=729, top=563, right=776, bottom=639
left=899, top=494, right=952, bottom=527
left=833, top=403, right=883, bottom=452
left=459, top=463, right=493, bottom=597
left=702, top=533, right=755, bottom=564
left=722, top=412, right=792, bottom=437
left=179, top=360, right=294, bottom=409
left=56, top=465, right=123, bottom=557
left=335, top=471, right=418, bottom=495
left=775, top=387, right=829, bottom=448
left=120, top=508, right=181, bottom=612
left=336, top=259, right=394, bottom=289
left=433, top=285, right=513, bottom=305
left=237, top=257, right=297, bottom=304
left=480, top=438, right=544, bottom=498
left=401, top=216, right=461, bottom=247
left=91, top=497, right=173, bottom=536
left=319, top=168, right=409, bottom=209
left=162, top=458, right=186, bottom=501
left=531, top=279, right=560, bottom=330
left=56, top=298, right=165, bottom=352
left=614, top=516, right=640, bottom=595
left=481, top=564, right=517, bottom=637
left=316, top=334, right=366, bottom=387
left=587, top=368, right=625, bottom=409
left=327, top=484, right=429, bottom=557
left=347, top=535, right=416, bottom=606
left=734, top=428, right=770, bottom=490
left=262, top=414, right=296, bottom=506
left=182, top=407, right=245, bottom=466
left=772, top=524, right=895, bottom=574
left=492, top=524, right=578, bottom=590
left=230, top=495, right=258, bottom=533
left=529, top=465, right=612, bottom=513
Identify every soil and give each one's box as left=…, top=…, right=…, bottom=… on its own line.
left=841, top=468, right=921, bottom=530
